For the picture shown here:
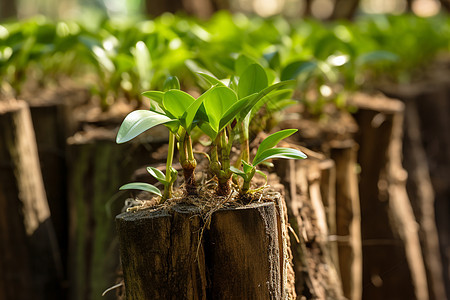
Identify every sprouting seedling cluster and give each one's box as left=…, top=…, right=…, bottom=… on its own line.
left=116, top=61, right=306, bottom=203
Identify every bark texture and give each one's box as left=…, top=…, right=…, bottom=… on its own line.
left=66, top=127, right=162, bottom=300
left=0, top=100, right=62, bottom=300
left=330, top=140, right=362, bottom=300
left=351, top=93, right=428, bottom=300
left=117, top=205, right=206, bottom=300
left=117, top=200, right=287, bottom=299
left=276, top=149, right=345, bottom=300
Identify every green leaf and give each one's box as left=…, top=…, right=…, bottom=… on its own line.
left=253, top=147, right=307, bottom=166
left=199, top=122, right=217, bottom=139
left=238, top=80, right=295, bottom=121
left=238, top=63, right=268, bottom=99
left=133, top=41, right=152, bottom=90
left=185, top=87, right=211, bottom=132
left=142, top=91, right=164, bottom=106
left=196, top=72, right=225, bottom=87
left=116, top=110, right=172, bottom=144
left=356, top=50, right=399, bottom=66
left=147, top=167, right=167, bottom=184
left=218, top=96, right=251, bottom=132
left=164, top=120, right=181, bottom=133
left=230, top=166, right=246, bottom=177
left=264, top=50, right=281, bottom=70
left=242, top=160, right=254, bottom=174
left=250, top=89, right=293, bottom=120
left=163, top=90, right=195, bottom=126
left=163, top=75, right=180, bottom=91
left=254, top=129, right=297, bottom=161
left=119, top=182, right=162, bottom=197
left=203, top=86, right=238, bottom=132
left=280, top=60, right=318, bottom=81
left=235, top=54, right=258, bottom=76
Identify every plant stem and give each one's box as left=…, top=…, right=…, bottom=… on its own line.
left=240, top=122, right=250, bottom=164
left=179, top=129, right=197, bottom=195
left=216, top=130, right=232, bottom=196
left=162, top=132, right=175, bottom=202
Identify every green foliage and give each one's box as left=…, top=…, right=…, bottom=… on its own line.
left=231, top=129, right=306, bottom=193
left=116, top=110, right=173, bottom=144
left=119, top=182, right=162, bottom=197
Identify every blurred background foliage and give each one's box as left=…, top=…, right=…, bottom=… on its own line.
left=1, top=0, right=449, bottom=113
left=0, top=0, right=448, bottom=20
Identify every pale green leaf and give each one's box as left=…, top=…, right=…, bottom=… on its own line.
left=116, top=110, right=172, bottom=144
left=163, top=76, right=180, bottom=91
left=147, top=167, right=167, bottom=184
left=356, top=51, right=398, bottom=66
left=242, top=160, right=254, bottom=174
left=230, top=166, right=246, bottom=177
left=196, top=72, right=225, bottom=87
left=119, top=182, right=162, bottom=197
left=142, top=91, right=164, bottom=106
left=254, top=129, right=298, bottom=163
left=253, top=147, right=307, bottom=166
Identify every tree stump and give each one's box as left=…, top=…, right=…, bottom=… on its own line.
left=329, top=139, right=362, bottom=300
left=116, top=204, right=206, bottom=300
left=117, top=199, right=287, bottom=299
left=205, top=202, right=282, bottom=299
left=403, top=101, right=447, bottom=300
left=276, top=149, right=345, bottom=300
left=351, top=93, right=428, bottom=300
left=25, top=87, right=88, bottom=285
left=66, top=126, right=165, bottom=300
left=381, top=81, right=449, bottom=300
left=0, top=100, right=63, bottom=300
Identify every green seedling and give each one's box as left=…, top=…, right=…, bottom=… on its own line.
left=117, top=75, right=209, bottom=200
left=230, top=129, right=306, bottom=194
left=196, top=60, right=297, bottom=196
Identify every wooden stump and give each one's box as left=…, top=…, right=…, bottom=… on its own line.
left=116, top=205, right=206, bottom=300
left=205, top=202, right=282, bottom=299
left=330, top=139, right=362, bottom=300
left=351, top=93, right=428, bottom=300
left=117, top=200, right=287, bottom=300
left=276, top=149, right=345, bottom=300
left=26, top=88, right=87, bottom=284
left=66, top=127, right=164, bottom=300
left=381, top=82, right=449, bottom=300
left=0, top=100, right=63, bottom=300
left=403, top=101, right=447, bottom=300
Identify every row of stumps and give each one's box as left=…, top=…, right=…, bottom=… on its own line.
left=116, top=195, right=292, bottom=300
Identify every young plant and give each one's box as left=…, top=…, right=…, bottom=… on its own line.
left=116, top=76, right=204, bottom=201
left=116, top=108, right=175, bottom=201
left=230, top=129, right=306, bottom=194
left=196, top=61, right=296, bottom=195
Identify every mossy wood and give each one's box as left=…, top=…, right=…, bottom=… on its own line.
left=351, top=93, right=428, bottom=300
left=116, top=200, right=289, bottom=299
left=66, top=127, right=164, bottom=300
left=0, top=100, right=63, bottom=300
